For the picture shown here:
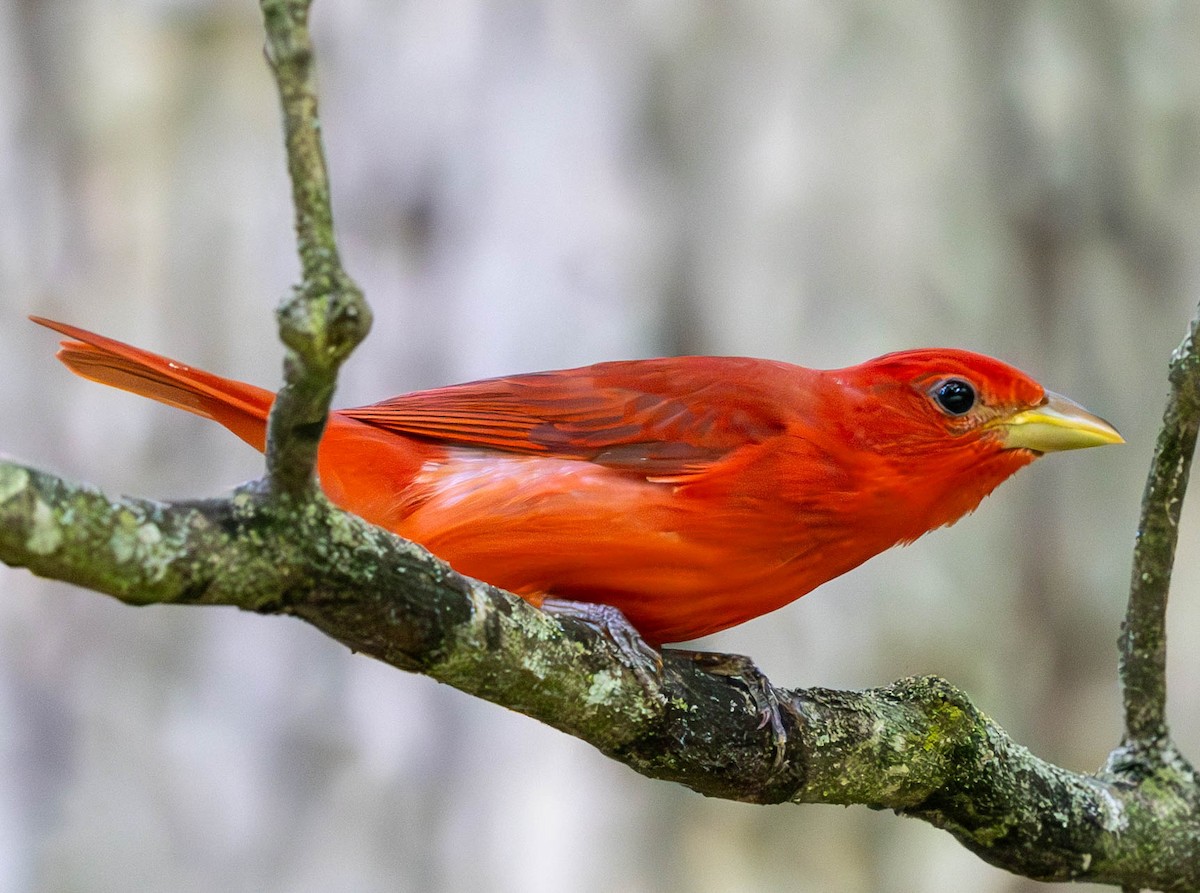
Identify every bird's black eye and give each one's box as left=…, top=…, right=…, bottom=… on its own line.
left=933, top=379, right=976, bottom=416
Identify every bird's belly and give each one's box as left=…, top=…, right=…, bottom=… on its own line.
left=389, top=451, right=828, bottom=644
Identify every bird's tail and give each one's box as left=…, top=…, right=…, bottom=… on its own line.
left=30, top=316, right=274, bottom=452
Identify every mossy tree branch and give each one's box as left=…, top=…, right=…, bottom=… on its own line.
left=3, top=2, right=1200, bottom=890
left=1, top=456, right=1198, bottom=890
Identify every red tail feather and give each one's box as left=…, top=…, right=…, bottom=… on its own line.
left=30, top=316, right=274, bottom=451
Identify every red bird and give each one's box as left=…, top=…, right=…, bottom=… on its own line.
left=33, top=317, right=1121, bottom=646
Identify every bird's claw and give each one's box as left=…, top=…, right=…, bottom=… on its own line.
left=541, top=598, right=664, bottom=698
left=674, top=650, right=789, bottom=769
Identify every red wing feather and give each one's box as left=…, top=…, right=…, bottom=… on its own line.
left=341, top=356, right=801, bottom=476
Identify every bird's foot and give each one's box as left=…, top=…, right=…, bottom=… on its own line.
left=541, top=598, right=664, bottom=697
left=672, top=650, right=789, bottom=769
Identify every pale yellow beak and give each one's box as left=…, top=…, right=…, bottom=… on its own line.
left=997, top=391, right=1124, bottom=453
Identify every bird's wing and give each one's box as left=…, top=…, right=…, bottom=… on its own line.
left=341, top=356, right=802, bottom=478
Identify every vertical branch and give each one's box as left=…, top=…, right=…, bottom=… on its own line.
left=1119, top=303, right=1200, bottom=750
left=259, top=0, right=371, bottom=497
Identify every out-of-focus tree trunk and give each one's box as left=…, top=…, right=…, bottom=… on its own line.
left=2, top=3, right=1197, bottom=891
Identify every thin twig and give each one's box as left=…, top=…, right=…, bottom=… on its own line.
left=1118, top=304, right=1200, bottom=751
left=258, top=0, right=371, bottom=497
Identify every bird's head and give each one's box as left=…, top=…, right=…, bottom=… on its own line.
left=842, top=348, right=1123, bottom=455
left=823, top=348, right=1123, bottom=537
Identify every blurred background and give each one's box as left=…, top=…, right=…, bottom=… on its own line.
left=0, top=1, right=1197, bottom=891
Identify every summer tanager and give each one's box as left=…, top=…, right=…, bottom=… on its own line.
left=33, top=317, right=1121, bottom=645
